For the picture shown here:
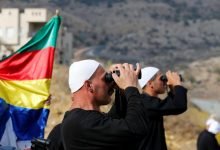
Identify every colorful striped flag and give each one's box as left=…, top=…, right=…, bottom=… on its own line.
left=0, top=15, right=61, bottom=148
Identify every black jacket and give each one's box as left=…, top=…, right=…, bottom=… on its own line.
left=135, top=85, right=187, bottom=150
left=197, top=130, right=220, bottom=150
left=61, top=87, right=145, bottom=150
left=61, top=86, right=187, bottom=150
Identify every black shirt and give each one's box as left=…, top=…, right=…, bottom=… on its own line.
left=47, top=112, right=70, bottom=150
left=136, top=85, right=188, bottom=150
left=197, top=130, right=220, bottom=150
left=61, top=87, right=145, bottom=150
left=61, top=86, right=187, bottom=150
left=47, top=124, right=64, bottom=150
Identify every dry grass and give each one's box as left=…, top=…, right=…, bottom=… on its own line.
left=165, top=105, right=209, bottom=150
left=45, top=64, right=71, bottom=137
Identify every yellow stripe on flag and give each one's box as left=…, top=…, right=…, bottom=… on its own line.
left=0, top=79, right=51, bottom=109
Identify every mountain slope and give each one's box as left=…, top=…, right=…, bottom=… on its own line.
left=1, top=0, right=220, bottom=69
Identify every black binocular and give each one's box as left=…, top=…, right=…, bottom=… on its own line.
left=105, top=70, right=142, bottom=82
left=160, top=74, right=184, bottom=82
left=31, top=138, right=50, bottom=150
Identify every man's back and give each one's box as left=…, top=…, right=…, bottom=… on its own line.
left=61, top=108, right=136, bottom=150
left=136, top=115, right=167, bottom=150
left=62, top=60, right=143, bottom=150
left=136, top=85, right=187, bottom=150
left=47, top=124, right=64, bottom=150
left=197, top=130, right=220, bottom=150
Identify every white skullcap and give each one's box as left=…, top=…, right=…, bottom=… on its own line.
left=69, top=59, right=100, bottom=93
left=206, top=118, right=220, bottom=134
left=138, top=67, right=159, bottom=89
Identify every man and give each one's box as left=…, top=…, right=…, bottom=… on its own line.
left=197, top=117, right=220, bottom=150
left=136, top=66, right=188, bottom=150
left=61, top=59, right=145, bottom=150
left=47, top=123, right=64, bottom=150
left=47, top=110, right=69, bottom=150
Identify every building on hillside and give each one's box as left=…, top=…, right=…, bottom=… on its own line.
left=56, top=26, right=73, bottom=65
left=0, top=8, right=73, bottom=65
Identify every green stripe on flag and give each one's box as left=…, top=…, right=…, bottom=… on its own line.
left=1, top=16, right=61, bottom=61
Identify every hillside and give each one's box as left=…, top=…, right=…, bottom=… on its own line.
left=183, top=56, right=220, bottom=99
left=1, top=0, right=220, bottom=69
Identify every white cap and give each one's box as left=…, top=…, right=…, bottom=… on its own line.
left=206, top=118, right=220, bottom=134
left=138, top=67, right=159, bottom=88
left=69, top=59, right=100, bottom=93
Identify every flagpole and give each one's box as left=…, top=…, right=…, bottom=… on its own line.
left=55, top=9, right=60, bottom=16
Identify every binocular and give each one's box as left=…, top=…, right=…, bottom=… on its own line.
left=105, top=70, right=142, bottom=82
left=31, top=138, right=50, bottom=150
left=160, top=74, right=184, bottom=82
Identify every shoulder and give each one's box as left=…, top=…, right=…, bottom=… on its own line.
left=62, top=109, right=106, bottom=127
left=198, top=130, right=216, bottom=142
left=173, top=85, right=188, bottom=92
left=61, top=109, right=112, bottom=137
left=140, top=93, right=161, bottom=102
left=48, top=124, right=61, bottom=139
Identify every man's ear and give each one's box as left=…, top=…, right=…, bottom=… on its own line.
left=148, top=80, right=154, bottom=89
left=85, top=80, right=94, bottom=93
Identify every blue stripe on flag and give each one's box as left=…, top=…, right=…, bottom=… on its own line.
left=0, top=98, right=50, bottom=140
left=0, top=98, right=10, bottom=140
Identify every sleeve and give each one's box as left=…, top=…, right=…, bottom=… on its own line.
left=124, top=87, right=150, bottom=135
left=47, top=124, right=64, bottom=150
left=142, top=85, right=188, bottom=116
left=108, top=89, right=127, bottom=119
left=104, top=87, right=148, bottom=137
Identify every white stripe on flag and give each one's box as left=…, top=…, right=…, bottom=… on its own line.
left=0, top=118, right=17, bottom=148
left=0, top=118, right=32, bottom=150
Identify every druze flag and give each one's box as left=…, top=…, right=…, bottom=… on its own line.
left=0, top=15, right=61, bottom=149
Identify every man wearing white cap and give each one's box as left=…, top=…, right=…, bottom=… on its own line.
left=133, top=67, right=188, bottom=150
left=197, top=116, right=220, bottom=150
left=61, top=59, right=146, bottom=150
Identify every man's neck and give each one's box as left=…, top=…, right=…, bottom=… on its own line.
left=70, top=103, right=100, bottom=111
left=70, top=97, right=100, bottom=111
left=143, top=88, right=158, bottom=97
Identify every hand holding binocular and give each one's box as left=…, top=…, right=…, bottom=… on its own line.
left=105, top=69, right=142, bottom=82
left=160, top=74, right=184, bottom=82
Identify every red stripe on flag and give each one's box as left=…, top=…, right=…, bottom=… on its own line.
left=0, top=47, right=55, bottom=80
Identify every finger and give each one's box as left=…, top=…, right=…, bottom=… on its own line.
left=112, top=72, right=120, bottom=84
left=135, top=63, right=141, bottom=75
left=116, top=64, right=123, bottom=71
left=109, top=64, right=120, bottom=72
left=129, top=64, right=134, bottom=71
left=172, top=72, right=178, bottom=76
left=122, top=63, right=130, bottom=71
left=173, top=72, right=179, bottom=76
left=166, top=70, right=171, bottom=77
left=117, top=64, right=127, bottom=77
left=173, top=72, right=181, bottom=80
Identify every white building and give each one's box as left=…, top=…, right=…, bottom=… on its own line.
left=0, top=8, right=73, bottom=64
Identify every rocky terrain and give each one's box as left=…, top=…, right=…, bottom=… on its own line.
left=1, top=0, right=220, bottom=69
left=185, top=57, right=220, bottom=99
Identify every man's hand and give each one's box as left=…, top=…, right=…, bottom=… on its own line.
left=44, top=94, right=52, bottom=106
left=112, top=63, right=140, bottom=90
left=166, top=70, right=182, bottom=88
left=108, top=64, right=120, bottom=73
